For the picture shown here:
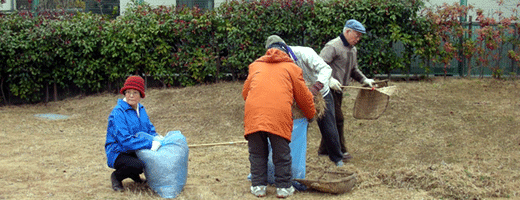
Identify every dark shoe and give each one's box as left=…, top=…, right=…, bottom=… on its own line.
left=111, top=172, right=124, bottom=192
left=342, top=152, right=353, bottom=161
left=130, top=174, right=144, bottom=183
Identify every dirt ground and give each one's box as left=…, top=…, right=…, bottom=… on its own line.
left=0, top=78, right=519, bottom=200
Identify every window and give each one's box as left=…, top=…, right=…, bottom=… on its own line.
left=16, top=0, right=32, bottom=10
left=176, top=0, right=213, bottom=10
left=85, top=0, right=119, bottom=16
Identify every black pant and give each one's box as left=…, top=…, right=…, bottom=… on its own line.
left=113, top=152, right=145, bottom=182
left=316, top=92, right=343, bottom=163
left=247, top=131, right=292, bottom=188
left=332, top=90, right=347, bottom=153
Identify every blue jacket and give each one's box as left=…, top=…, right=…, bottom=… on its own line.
left=105, top=99, right=157, bottom=168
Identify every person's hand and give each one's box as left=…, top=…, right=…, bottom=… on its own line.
left=363, top=78, right=375, bottom=88
left=309, top=82, right=324, bottom=96
left=329, top=78, right=342, bottom=91
left=151, top=141, right=161, bottom=151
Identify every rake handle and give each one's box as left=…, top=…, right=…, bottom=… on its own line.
left=341, top=80, right=389, bottom=90
left=188, top=141, right=247, bottom=148
left=340, top=86, right=374, bottom=90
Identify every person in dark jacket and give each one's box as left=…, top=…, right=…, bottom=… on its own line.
left=105, top=75, right=162, bottom=192
left=319, top=19, right=375, bottom=159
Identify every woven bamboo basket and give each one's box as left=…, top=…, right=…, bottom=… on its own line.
left=294, top=174, right=357, bottom=194
left=343, top=80, right=396, bottom=120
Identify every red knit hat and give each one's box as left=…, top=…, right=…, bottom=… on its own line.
left=120, top=75, right=145, bottom=98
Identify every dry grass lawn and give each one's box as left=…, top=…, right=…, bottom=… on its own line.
left=0, top=78, right=519, bottom=200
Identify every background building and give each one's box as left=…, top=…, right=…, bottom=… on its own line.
left=3, top=0, right=517, bottom=19
left=119, top=0, right=225, bottom=15
left=425, top=0, right=518, bottom=20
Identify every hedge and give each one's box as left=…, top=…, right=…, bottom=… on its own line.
left=3, top=0, right=511, bottom=104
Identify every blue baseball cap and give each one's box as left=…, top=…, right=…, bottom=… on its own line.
left=344, top=19, right=366, bottom=34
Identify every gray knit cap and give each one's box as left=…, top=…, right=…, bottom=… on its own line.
left=265, top=35, right=287, bottom=49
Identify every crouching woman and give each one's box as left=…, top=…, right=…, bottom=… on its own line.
left=105, top=75, right=162, bottom=191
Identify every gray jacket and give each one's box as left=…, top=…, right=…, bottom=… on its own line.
left=319, top=37, right=367, bottom=86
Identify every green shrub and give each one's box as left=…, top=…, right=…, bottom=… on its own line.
left=0, top=0, right=466, bottom=103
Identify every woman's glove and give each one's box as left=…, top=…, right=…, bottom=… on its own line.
left=329, top=78, right=342, bottom=91
left=151, top=141, right=161, bottom=151
left=362, top=79, right=375, bottom=87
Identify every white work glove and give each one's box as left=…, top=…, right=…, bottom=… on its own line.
left=155, top=135, right=164, bottom=140
left=329, top=77, right=342, bottom=91
left=362, top=78, right=375, bottom=88
left=150, top=141, right=161, bottom=151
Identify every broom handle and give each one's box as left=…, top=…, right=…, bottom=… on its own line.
left=340, top=85, right=373, bottom=90
left=188, top=141, right=247, bottom=148
left=341, top=80, right=389, bottom=90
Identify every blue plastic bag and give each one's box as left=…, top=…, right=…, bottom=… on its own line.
left=136, top=131, right=189, bottom=198
left=248, top=118, right=309, bottom=190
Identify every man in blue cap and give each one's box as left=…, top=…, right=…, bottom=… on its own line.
left=319, top=19, right=375, bottom=161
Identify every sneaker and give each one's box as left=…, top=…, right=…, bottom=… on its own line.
left=336, top=160, right=344, bottom=167
left=251, top=185, right=267, bottom=197
left=276, top=186, right=295, bottom=198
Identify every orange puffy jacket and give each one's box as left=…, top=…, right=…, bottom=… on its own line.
left=242, top=48, right=316, bottom=141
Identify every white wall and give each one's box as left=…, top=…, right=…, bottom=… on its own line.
left=0, top=0, right=15, bottom=11
left=119, top=0, right=229, bottom=15
left=120, top=0, right=176, bottom=15
left=425, top=0, right=518, bottom=20
left=214, top=0, right=226, bottom=7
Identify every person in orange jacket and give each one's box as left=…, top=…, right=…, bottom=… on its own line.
left=242, top=37, right=316, bottom=198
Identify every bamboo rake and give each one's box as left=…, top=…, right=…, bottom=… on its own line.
left=188, top=141, right=247, bottom=148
